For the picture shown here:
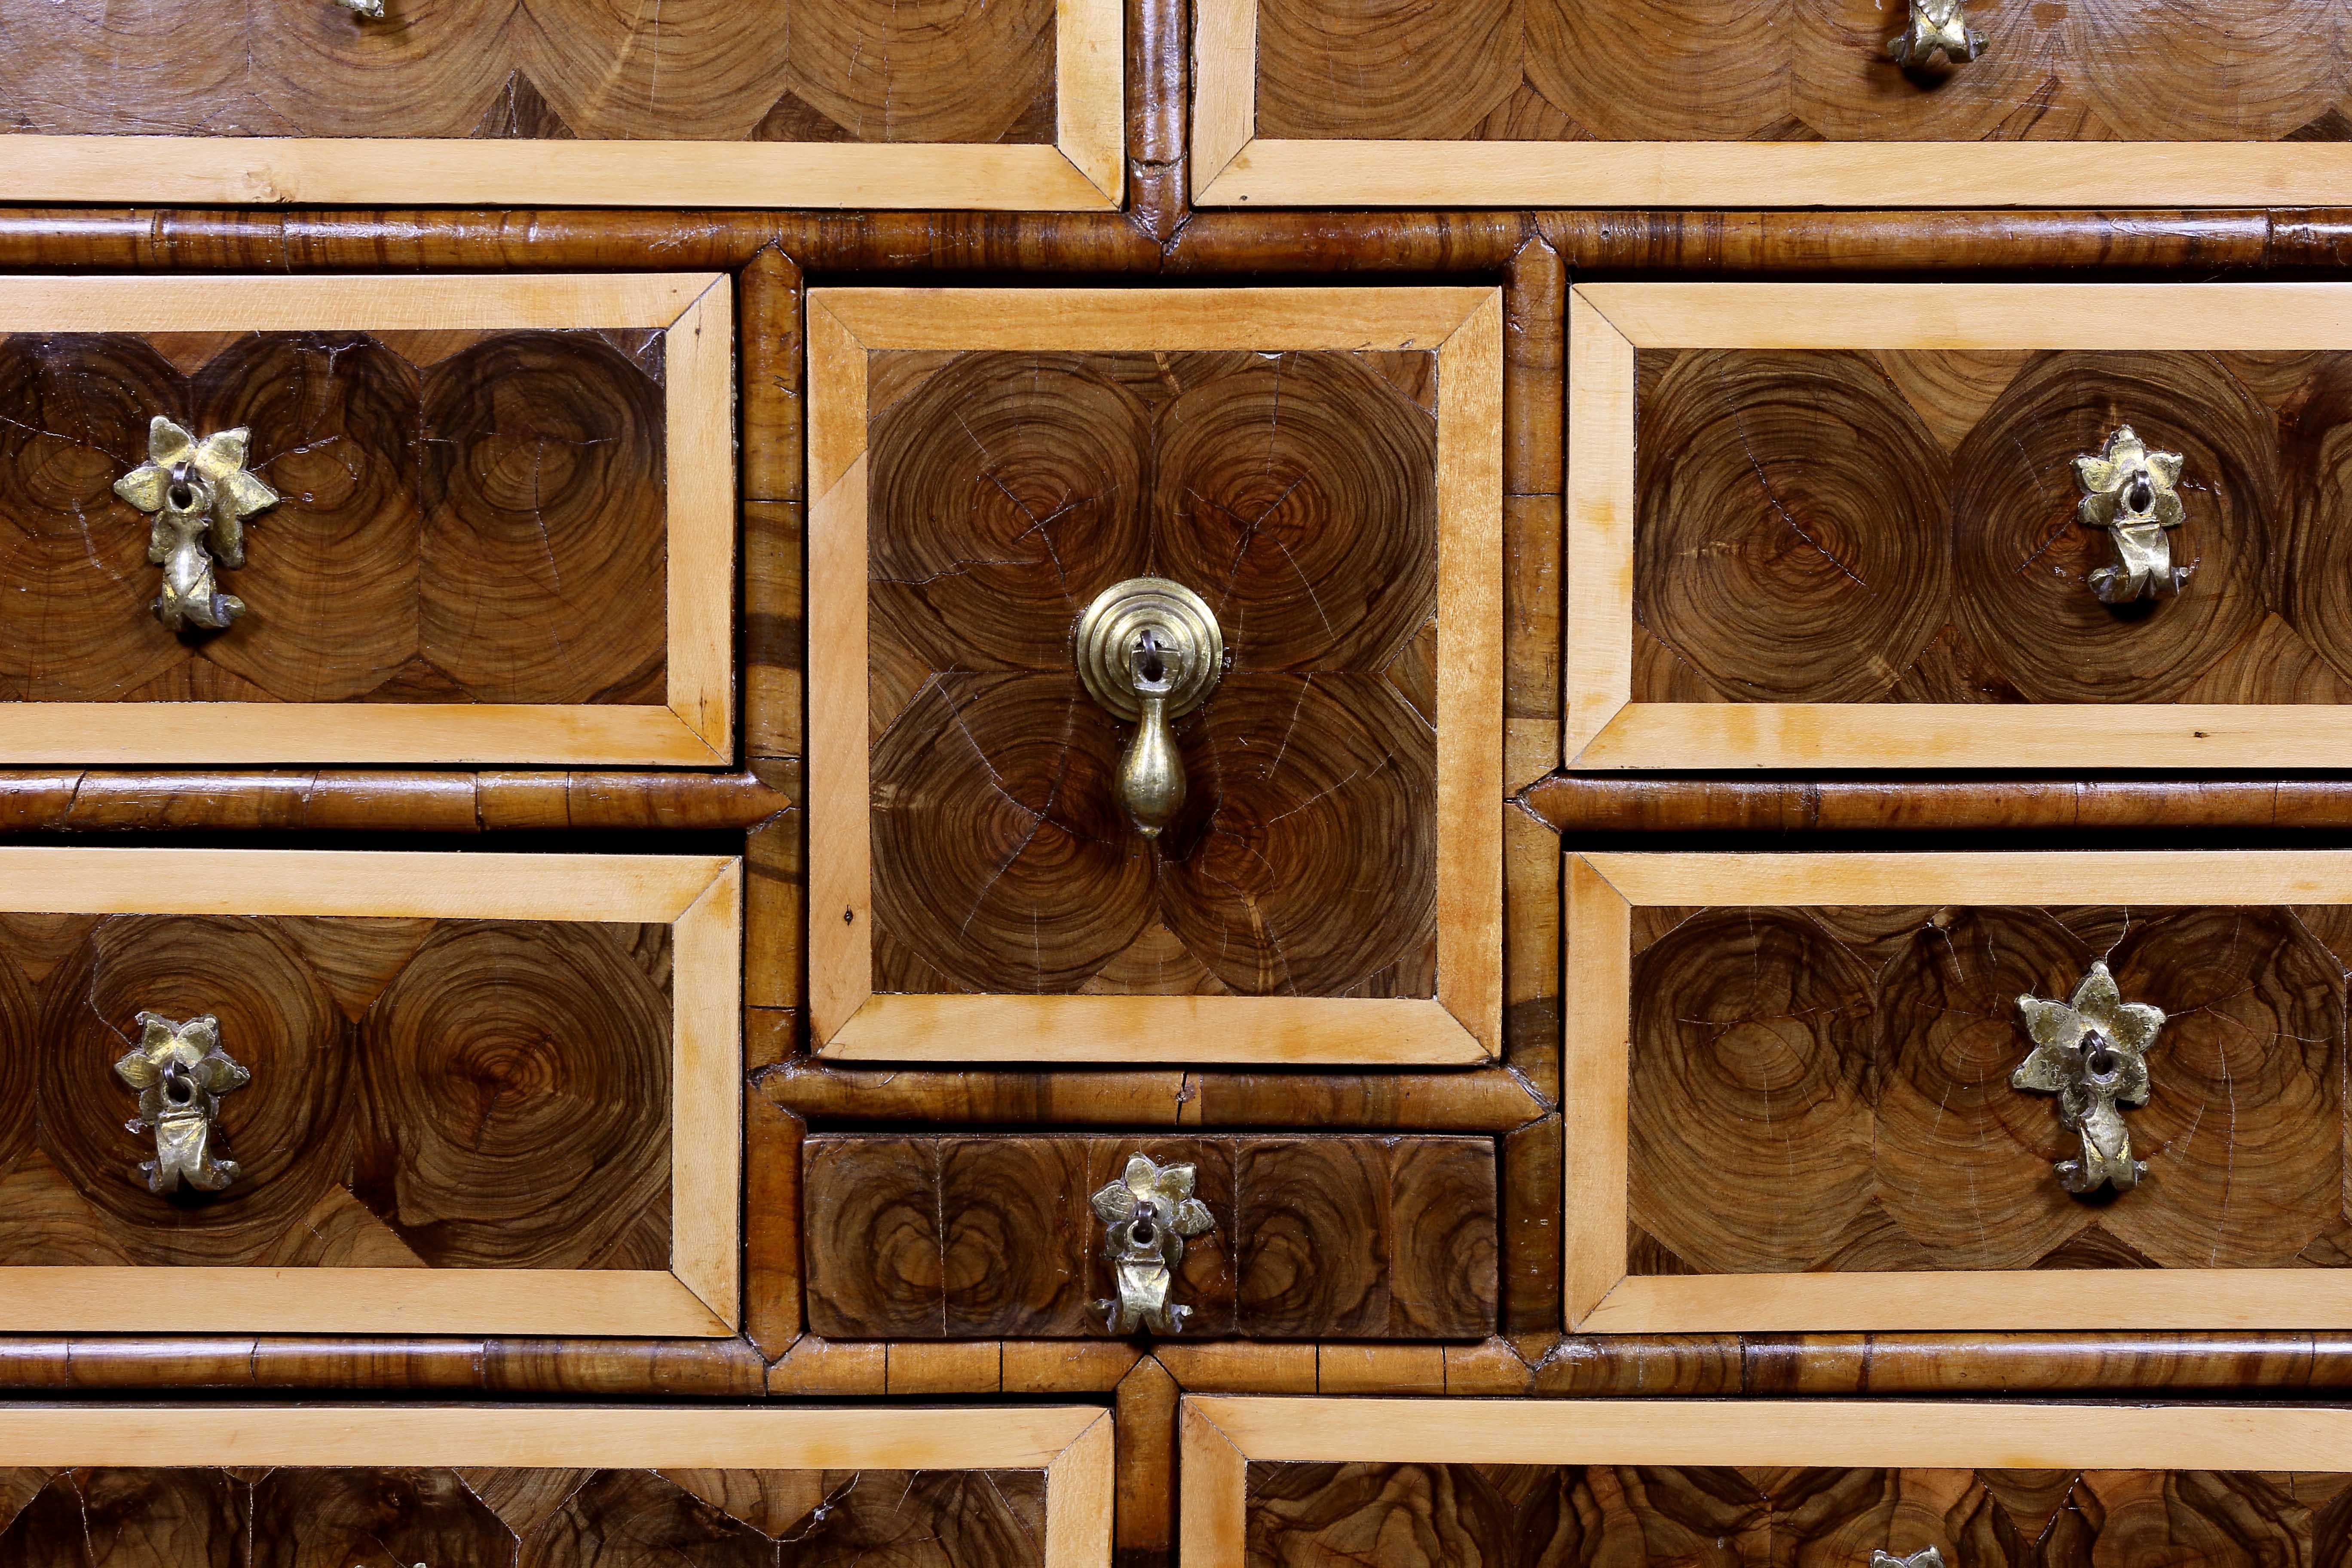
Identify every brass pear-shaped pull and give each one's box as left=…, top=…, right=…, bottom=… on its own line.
left=1889, top=0, right=1982, bottom=66
left=114, top=1012, right=250, bottom=1195
left=2074, top=426, right=2188, bottom=604
left=1076, top=578, right=1224, bottom=839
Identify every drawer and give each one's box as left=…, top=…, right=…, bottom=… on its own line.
left=1195, top=0, right=2352, bottom=206
left=0, top=1404, right=1110, bottom=1566
left=0, top=846, right=738, bottom=1336
left=1566, top=848, right=2352, bottom=1334
left=1570, top=282, right=2352, bottom=770
left=0, top=274, right=732, bottom=767
left=0, top=0, right=1119, bottom=210
left=1180, top=1396, right=2350, bottom=1568
left=803, top=1134, right=1496, bottom=1340
left=806, top=287, right=1504, bottom=1066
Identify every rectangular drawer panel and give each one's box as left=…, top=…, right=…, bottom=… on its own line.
left=803, top=1133, right=1497, bottom=1340
left=0, top=846, right=738, bottom=1337
left=807, top=286, right=1503, bottom=1066
left=0, top=275, right=732, bottom=766
left=1182, top=1397, right=2351, bottom=1568
left=1567, top=849, right=2352, bottom=1334
left=1571, top=282, right=2352, bottom=770
left=0, top=1405, right=1109, bottom=1567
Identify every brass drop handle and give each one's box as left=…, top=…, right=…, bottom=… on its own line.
left=114, top=1011, right=250, bottom=1194
left=1889, top=0, right=1982, bottom=66
left=2013, top=961, right=2166, bottom=1195
left=1873, top=1552, right=1948, bottom=1568
left=2075, top=426, right=2188, bottom=604
left=1091, top=1153, right=1216, bottom=1335
left=113, top=416, right=280, bottom=634
left=334, top=0, right=388, bottom=17
left=1075, top=578, right=1225, bottom=839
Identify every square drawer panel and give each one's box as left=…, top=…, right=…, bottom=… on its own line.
left=0, top=0, right=1118, bottom=209
left=1565, top=849, right=2352, bottom=1335
left=806, top=288, right=1503, bottom=1066
left=1181, top=1397, right=2352, bottom=1568
left=802, top=1134, right=1497, bottom=1341
left=0, top=1405, right=1110, bottom=1566
left=0, top=846, right=738, bottom=1337
left=1196, top=0, right=2352, bottom=206
left=1571, top=282, right=2352, bottom=769
left=0, top=275, right=732, bottom=767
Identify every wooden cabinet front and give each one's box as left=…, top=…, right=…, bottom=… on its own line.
left=802, top=1134, right=1498, bottom=1340
left=1570, top=282, right=2352, bottom=769
left=0, top=275, right=733, bottom=766
left=0, top=1404, right=1111, bottom=1567
left=1181, top=1397, right=2352, bottom=1568
left=806, top=287, right=1503, bottom=1067
left=1196, top=0, right=2352, bottom=205
left=0, top=847, right=739, bottom=1336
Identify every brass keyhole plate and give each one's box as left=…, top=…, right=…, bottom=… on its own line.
left=1074, top=577, right=1224, bottom=723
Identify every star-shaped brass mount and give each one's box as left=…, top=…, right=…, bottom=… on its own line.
left=114, top=1011, right=251, bottom=1195
left=2074, top=425, right=2188, bottom=605
left=1091, top=1152, right=1216, bottom=1336
left=2013, top=960, right=2166, bottom=1195
left=1888, top=0, right=1982, bottom=67
left=113, top=416, right=280, bottom=632
left=1872, top=1552, right=1946, bottom=1568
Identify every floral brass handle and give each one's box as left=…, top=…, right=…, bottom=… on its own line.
left=113, top=417, right=280, bottom=633
left=1889, top=0, right=1982, bottom=66
left=1873, top=1552, right=1946, bottom=1568
left=2075, top=426, right=2188, bottom=605
left=2014, top=962, right=2166, bottom=1195
left=334, top=0, right=387, bottom=16
left=1091, top=1153, right=1215, bottom=1335
left=1074, top=578, right=1224, bottom=839
left=115, top=1012, right=250, bottom=1194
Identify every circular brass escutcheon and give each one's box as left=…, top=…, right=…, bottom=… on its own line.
left=1074, top=577, right=1224, bottom=723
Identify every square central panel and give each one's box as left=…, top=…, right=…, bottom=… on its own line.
left=807, top=288, right=1502, bottom=1065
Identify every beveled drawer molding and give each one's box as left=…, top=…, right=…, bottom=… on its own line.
left=0, top=274, right=733, bottom=767
left=1179, top=1397, right=2352, bottom=1568
left=1571, top=282, right=2352, bottom=770
left=0, top=846, right=739, bottom=1337
left=0, top=1404, right=1112, bottom=1567
left=1194, top=1, right=2352, bottom=207
left=0, top=0, right=1119, bottom=210
left=806, top=287, right=1503, bottom=1066
left=1565, top=848, right=2352, bottom=1335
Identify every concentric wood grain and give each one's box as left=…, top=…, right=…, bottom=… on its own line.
left=1256, top=0, right=1524, bottom=141
left=781, top=0, right=1058, bottom=143
left=1522, top=0, right=1790, bottom=142
left=867, top=349, right=1442, bottom=1000
left=803, top=1134, right=1495, bottom=1340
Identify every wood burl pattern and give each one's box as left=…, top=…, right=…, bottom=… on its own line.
left=1626, top=903, right=2352, bottom=1276
left=0, top=0, right=1054, bottom=144
left=0, top=1463, right=1047, bottom=1566
left=1628, top=348, right=2352, bottom=706
left=0, top=914, right=671, bottom=1270
left=1256, top=0, right=2352, bottom=143
left=0, top=329, right=667, bottom=707
left=1244, top=1462, right=2352, bottom=1567
left=866, top=350, right=1440, bottom=998
left=802, top=1133, right=1496, bottom=1338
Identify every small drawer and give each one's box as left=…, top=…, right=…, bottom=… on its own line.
left=0, top=845, right=738, bottom=1337
left=1182, top=1396, right=2348, bottom=1567
left=1572, top=282, right=2352, bottom=770
left=0, top=1404, right=1109, bottom=1566
left=0, top=0, right=1118, bottom=210
left=1568, top=848, right=2352, bottom=1334
left=807, top=286, right=1504, bottom=1066
left=0, top=273, right=732, bottom=767
left=803, top=1133, right=1497, bottom=1340
left=1199, top=3, right=2352, bottom=207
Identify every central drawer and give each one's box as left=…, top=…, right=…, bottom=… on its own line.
left=0, top=847, right=739, bottom=1337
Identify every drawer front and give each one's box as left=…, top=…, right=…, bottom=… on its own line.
left=1570, top=282, right=2352, bottom=769
left=0, top=275, right=731, bottom=766
left=1567, top=849, right=2352, bottom=1334
left=0, top=0, right=1119, bottom=210
left=1182, top=1398, right=2352, bottom=1568
left=0, top=847, right=738, bottom=1336
left=807, top=287, right=1503, bottom=1066
left=0, top=1405, right=1109, bottom=1567
left=803, top=1134, right=1497, bottom=1339
left=1197, top=3, right=2352, bottom=206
